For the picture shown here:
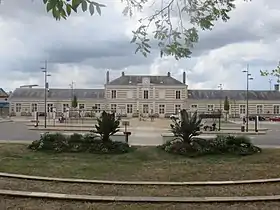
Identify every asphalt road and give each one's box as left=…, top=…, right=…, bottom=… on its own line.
left=0, top=121, right=40, bottom=141
left=0, top=121, right=280, bottom=146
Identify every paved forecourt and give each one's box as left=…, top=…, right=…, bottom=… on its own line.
left=0, top=119, right=280, bottom=147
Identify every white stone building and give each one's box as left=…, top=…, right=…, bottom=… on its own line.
left=8, top=71, right=280, bottom=118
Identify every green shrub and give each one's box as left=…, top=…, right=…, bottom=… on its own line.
left=28, top=132, right=132, bottom=154
left=158, top=135, right=261, bottom=157
left=28, top=132, right=69, bottom=152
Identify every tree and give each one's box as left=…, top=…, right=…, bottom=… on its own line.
left=170, top=109, right=202, bottom=144
left=92, top=111, right=120, bottom=143
left=42, top=0, right=247, bottom=60
left=224, top=96, right=230, bottom=121
left=260, top=61, right=280, bottom=84
left=71, top=95, right=78, bottom=108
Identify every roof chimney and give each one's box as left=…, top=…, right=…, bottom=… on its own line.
left=106, top=71, right=109, bottom=84
left=183, top=72, right=186, bottom=84
left=275, top=84, right=279, bottom=91
left=122, top=72, right=125, bottom=76
left=167, top=72, right=170, bottom=77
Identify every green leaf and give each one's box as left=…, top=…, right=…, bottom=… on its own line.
left=96, top=5, right=101, bottom=15
left=46, top=2, right=53, bottom=12
left=43, top=0, right=48, bottom=4
left=89, top=3, right=95, bottom=15
left=72, top=0, right=82, bottom=12
left=52, top=7, right=60, bottom=20
left=81, top=0, right=87, bottom=12
left=130, top=36, right=136, bottom=43
left=66, top=4, right=72, bottom=16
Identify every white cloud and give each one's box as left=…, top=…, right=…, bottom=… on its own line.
left=0, top=0, right=280, bottom=92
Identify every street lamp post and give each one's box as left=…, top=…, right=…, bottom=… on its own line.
left=243, top=65, right=253, bottom=132
left=269, top=79, right=272, bottom=90
left=69, top=81, right=75, bottom=104
left=41, top=60, right=51, bottom=128
left=218, top=84, right=223, bottom=131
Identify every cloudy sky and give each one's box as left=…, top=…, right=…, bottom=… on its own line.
left=0, top=0, right=280, bottom=92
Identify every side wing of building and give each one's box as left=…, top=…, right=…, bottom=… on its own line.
left=8, top=88, right=105, bottom=116
left=187, top=89, right=280, bottom=117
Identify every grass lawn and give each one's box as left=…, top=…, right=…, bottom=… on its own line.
left=0, top=144, right=280, bottom=181
left=1, top=198, right=280, bottom=210
left=1, top=144, right=280, bottom=209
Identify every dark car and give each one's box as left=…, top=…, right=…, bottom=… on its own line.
left=248, top=116, right=266, bottom=121
left=270, top=116, right=280, bottom=122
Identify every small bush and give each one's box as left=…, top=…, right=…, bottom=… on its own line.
left=28, top=133, right=69, bottom=152
left=158, top=135, right=261, bottom=157
left=28, top=133, right=132, bottom=154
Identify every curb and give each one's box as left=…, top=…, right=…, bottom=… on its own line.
left=1, top=172, right=280, bottom=186
left=0, top=141, right=279, bottom=148
left=1, top=189, right=280, bottom=203
left=0, top=120, right=12, bottom=123
left=0, top=141, right=32, bottom=144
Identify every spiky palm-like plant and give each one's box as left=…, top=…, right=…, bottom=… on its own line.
left=92, top=111, right=120, bottom=142
left=170, top=109, right=202, bottom=144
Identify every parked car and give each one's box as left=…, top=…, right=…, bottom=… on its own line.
left=248, top=115, right=266, bottom=121
left=270, top=116, right=280, bottom=122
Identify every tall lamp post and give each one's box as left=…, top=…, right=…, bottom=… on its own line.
left=243, top=65, right=253, bottom=132
left=41, top=60, right=51, bottom=128
left=269, top=78, right=272, bottom=90
left=69, top=81, right=75, bottom=103
left=218, top=84, right=223, bottom=131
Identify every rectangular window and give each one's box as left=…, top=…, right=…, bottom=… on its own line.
left=143, top=104, right=149, bottom=114
left=126, top=104, right=133, bottom=114
left=256, top=105, right=263, bottom=114
left=239, top=105, right=246, bottom=114
left=94, top=104, right=101, bottom=112
left=143, top=90, right=149, bottom=99
left=175, top=104, right=181, bottom=114
left=111, top=104, right=117, bottom=112
left=274, top=105, right=280, bottom=114
left=47, top=104, right=54, bottom=112
left=175, top=90, right=181, bottom=99
left=111, top=90, right=116, bottom=99
left=79, top=104, right=85, bottom=109
left=159, top=104, right=165, bottom=114
left=15, top=103, right=21, bottom=112
left=207, top=104, right=214, bottom=111
left=62, top=104, right=69, bottom=112
left=31, top=103, right=37, bottom=112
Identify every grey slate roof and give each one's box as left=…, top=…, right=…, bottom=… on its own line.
left=9, top=88, right=280, bottom=101
left=188, top=90, right=280, bottom=100
left=108, top=75, right=185, bottom=86
left=9, top=88, right=104, bottom=100
left=0, top=88, right=8, bottom=97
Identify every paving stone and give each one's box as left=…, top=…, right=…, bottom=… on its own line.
left=1, top=189, right=280, bottom=203
left=1, top=172, right=280, bottom=186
